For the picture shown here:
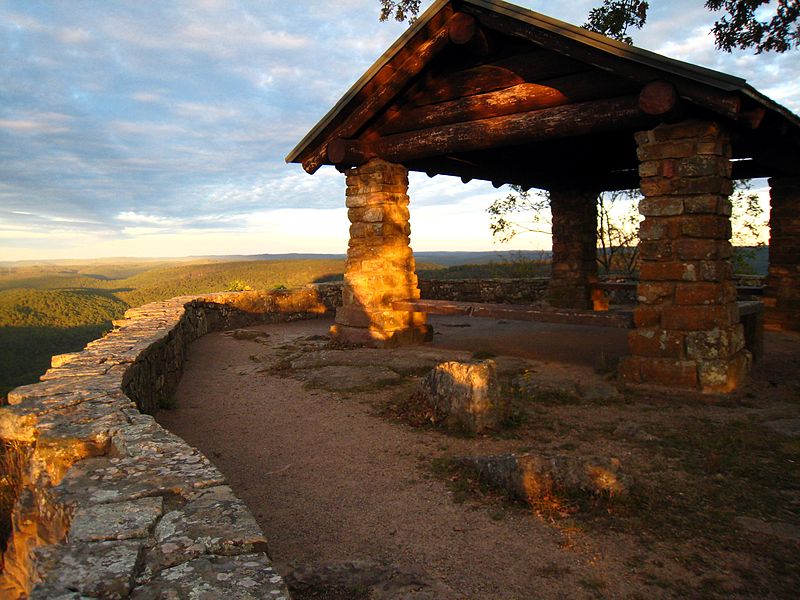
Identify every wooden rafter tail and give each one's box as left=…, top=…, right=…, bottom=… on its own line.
left=300, top=12, right=467, bottom=175
left=638, top=80, right=680, bottom=116
left=331, top=94, right=650, bottom=167
left=447, top=12, right=489, bottom=55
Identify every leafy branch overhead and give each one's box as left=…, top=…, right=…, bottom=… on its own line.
left=379, top=0, right=799, bottom=53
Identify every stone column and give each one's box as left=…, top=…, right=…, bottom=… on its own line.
left=764, top=176, right=800, bottom=331
left=330, top=158, right=430, bottom=347
left=545, top=189, right=598, bottom=309
left=619, top=120, right=750, bottom=393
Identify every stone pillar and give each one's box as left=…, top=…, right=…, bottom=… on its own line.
left=330, top=158, right=430, bottom=347
left=764, top=176, right=800, bottom=331
left=619, top=120, right=750, bottom=393
left=545, top=189, right=598, bottom=309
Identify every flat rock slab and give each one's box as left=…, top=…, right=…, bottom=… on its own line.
left=32, top=539, right=145, bottom=599
left=294, top=365, right=402, bottom=392
left=226, top=329, right=271, bottom=343
left=56, top=449, right=225, bottom=506
left=142, top=485, right=268, bottom=577
left=70, top=496, right=163, bottom=542
left=130, top=553, right=290, bottom=600
left=459, top=453, right=627, bottom=507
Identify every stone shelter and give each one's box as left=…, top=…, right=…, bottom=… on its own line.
left=286, top=0, right=800, bottom=393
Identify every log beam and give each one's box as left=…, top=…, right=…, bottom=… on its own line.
left=447, top=12, right=489, bottom=55
left=411, top=51, right=586, bottom=106
left=382, top=70, right=636, bottom=135
left=638, top=80, right=681, bottom=116
left=328, top=94, right=652, bottom=166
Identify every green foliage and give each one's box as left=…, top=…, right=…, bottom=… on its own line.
left=379, top=0, right=421, bottom=23
left=226, top=280, right=253, bottom=292
left=417, top=258, right=550, bottom=280
left=0, top=289, right=127, bottom=328
left=585, top=0, right=649, bottom=44
left=707, top=0, right=800, bottom=53
left=378, top=0, right=799, bottom=54
left=0, top=325, right=114, bottom=398
left=487, top=185, right=551, bottom=244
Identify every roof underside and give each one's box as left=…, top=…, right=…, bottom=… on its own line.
left=288, top=0, right=800, bottom=190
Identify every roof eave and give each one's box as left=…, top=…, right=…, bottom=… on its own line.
left=285, top=0, right=451, bottom=164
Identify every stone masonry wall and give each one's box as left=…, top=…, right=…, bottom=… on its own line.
left=419, top=277, right=549, bottom=304
left=545, top=189, right=599, bottom=309
left=619, top=120, right=750, bottom=393
left=764, top=176, right=800, bottom=331
left=332, top=159, right=429, bottom=347
left=0, top=284, right=340, bottom=599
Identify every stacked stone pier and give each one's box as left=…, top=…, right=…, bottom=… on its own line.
left=331, top=159, right=431, bottom=347
left=620, top=121, right=750, bottom=393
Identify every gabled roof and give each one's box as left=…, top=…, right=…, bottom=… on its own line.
left=287, top=0, right=800, bottom=188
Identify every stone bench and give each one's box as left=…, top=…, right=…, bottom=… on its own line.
left=393, top=298, right=764, bottom=362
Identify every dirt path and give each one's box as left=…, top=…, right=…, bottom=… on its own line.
left=158, top=316, right=800, bottom=599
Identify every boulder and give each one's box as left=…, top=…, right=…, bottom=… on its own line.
left=421, top=360, right=506, bottom=433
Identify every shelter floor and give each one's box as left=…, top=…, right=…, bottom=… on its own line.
left=158, top=316, right=800, bottom=600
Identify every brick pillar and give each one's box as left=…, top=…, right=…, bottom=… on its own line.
left=330, top=158, right=431, bottom=347
left=764, top=176, right=800, bottom=331
left=619, top=121, right=750, bottom=393
left=546, top=189, right=598, bottom=309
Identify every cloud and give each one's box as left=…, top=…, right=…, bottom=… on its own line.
left=0, top=0, right=796, bottom=261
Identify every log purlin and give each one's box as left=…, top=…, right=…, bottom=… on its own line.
left=328, top=94, right=654, bottom=167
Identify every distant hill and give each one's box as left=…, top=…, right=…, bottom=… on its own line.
left=0, top=258, right=347, bottom=397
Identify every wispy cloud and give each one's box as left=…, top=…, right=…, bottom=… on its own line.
left=0, top=0, right=795, bottom=260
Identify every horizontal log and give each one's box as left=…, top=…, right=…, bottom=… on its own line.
left=329, top=94, right=651, bottom=166
left=638, top=80, right=679, bottom=116
left=382, top=70, right=636, bottom=134
left=412, top=51, right=586, bottom=106
left=300, top=10, right=458, bottom=174
left=447, top=12, right=488, bottom=55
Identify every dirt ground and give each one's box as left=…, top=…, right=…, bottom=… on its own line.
left=158, top=315, right=800, bottom=599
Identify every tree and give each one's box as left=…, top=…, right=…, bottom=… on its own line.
left=379, top=0, right=800, bottom=53
left=487, top=186, right=642, bottom=278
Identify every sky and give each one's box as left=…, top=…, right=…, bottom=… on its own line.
left=1, top=0, right=797, bottom=261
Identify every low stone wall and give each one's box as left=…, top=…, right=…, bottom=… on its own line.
left=419, top=277, right=550, bottom=304
left=0, top=284, right=340, bottom=599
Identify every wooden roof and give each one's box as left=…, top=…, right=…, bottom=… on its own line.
left=287, top=0, right=800, bottom=191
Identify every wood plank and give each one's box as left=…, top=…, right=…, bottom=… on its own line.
left=448, top=11, right=489, bottom=55
left=300, top=11, right=458, bottom=174
left=328, top=94, right=651, bottom=166
left=382, top=70, right=636, bottom=134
